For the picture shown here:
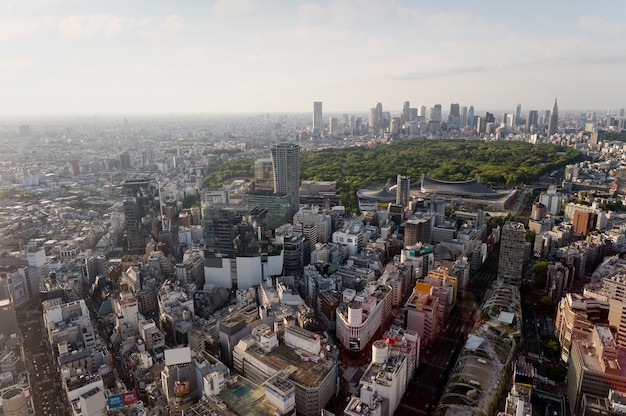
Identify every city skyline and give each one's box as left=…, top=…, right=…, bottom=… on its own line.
left=3, top=1, right=626, bottom=115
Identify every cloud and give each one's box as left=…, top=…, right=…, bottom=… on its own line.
left=577, top=15, right=624, bottom=35
left=164, top=14, right=185, bottom=34
left=0, top=57, right=34, bottom=70
left=59, top=14, right=152, bottom=37
left=391, top=65, right=489, bottom=81
left=213, top=0, right=260, bottom=17
left=0, top=15, right=56, bottom=41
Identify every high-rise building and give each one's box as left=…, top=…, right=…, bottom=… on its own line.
left=254, top=158, right=274, bottom=190
left=448, top=103, right=460, bottom=129
left=369, top=102, right=383, bottom=133
left=498, top=221, right=526, bottom=285
left=515, top=103, right=522, bottom=125
left=548, top=98, right=558, bottom=135
left=526, top=110, right=538, bottom=132
left=313, top=101, right=323, bottom=134
left=122, top=179, right=160, bottom=254
left=460, top=106, right=468, bottom=128
left=467, top=106, right=475, bottom=128
left=402, top=101, right=410, bottom=125
left=396, top=175, right=410, bottom=207
left=271, top=143, right=300, bottom=217
left=404, top=218, right=431, bottom=246
left=328, top=116, right=338, bottom=134
left=430, top=104, right=442, bottom=122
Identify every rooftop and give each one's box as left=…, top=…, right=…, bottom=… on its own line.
left=218, top=377, right=275, bottom=416
left=246, top=342, right=335, bottom=388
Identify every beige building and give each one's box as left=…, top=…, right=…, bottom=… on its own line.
left=555, top=293, right=609, bottom=363
left=233, top=324, right=337, bottom=416
left=567, top=326, right=626, bottom=415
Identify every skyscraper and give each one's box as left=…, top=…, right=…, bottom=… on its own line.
left=370, top=102, right=383, bottom=133
left=467, top=106, right=474, bottom=128
left=271, top=143, right=300, bottom=217
left=396, top=175, right=410, bottom=207
left=402, top=101, right=410, bottom=125
left=498, top=221, right=526, bottom=285
left=313, top=101, right=323, bottom=135
left=448, top=103, right=460, bottom=129
left=548, top=98, right=558, bottom=136
left=526, top=110, right=538, bottom=132
left=515, top=103, right=522, bottom=125
left=430, top=104, right=442, bottom=122
left=460, top=106, right=468, bottom=128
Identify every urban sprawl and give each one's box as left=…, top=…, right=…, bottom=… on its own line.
left=0, top=99, right=625, bottom=416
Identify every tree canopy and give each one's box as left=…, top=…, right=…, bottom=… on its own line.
left=203, top=139, right=581, bottom=211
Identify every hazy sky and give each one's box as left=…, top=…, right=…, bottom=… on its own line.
left=4, top=0, right=626, bottom=115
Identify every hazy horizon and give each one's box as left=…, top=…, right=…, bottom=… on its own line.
left=3, top=0, right=626, bottom=116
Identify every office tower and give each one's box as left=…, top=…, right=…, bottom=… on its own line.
left=313, top=101, right=323, bottom=134
left=404, top=218, right=432, bottom=246
left=396, top=175, right=410, bottom=207
left=505, top=114, right=514, bottom=132
left=460, top=106, right=468, bottom=128
left=328, top=116, right=338, bottom=134
left=526, top=110, right=538, bottom=132
left=369, top=102, right=383, bottom=133
left=119, top=152, right=131, bottom=169
left=419, top=106, right=427, bottom=118
left=402, top=101, right=410, bottom=125
left=271, top=143, right=300, bottom=217
left=448, top=103, right=460, bottom=129
left=589, top=131, right=602, bottom=150
left=370, top=105, right=379, bottom=132
left=548, top=98, right=558, bottom=135
left=498, top=221, right=526, bottom=285
left=467, top=106, right=474, bottom=128
left=467, top=105, right=476, bottom=129
left=430, top=104, right=442, bottom=122
left=515, top=103, right=522, bottom=125
left=254, top=158, right=274, bottom=190
left=122, top=179, right=160, bottom=254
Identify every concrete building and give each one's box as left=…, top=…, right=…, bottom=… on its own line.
left=548, top=98, right=558, bottom=136
left=336, top=285, right=393, bottom=352
left=254, top=158, right=274, bottom=190
left=396, top=175, right=410, bottom=207
left=404, top=217, right=433, bottom=246
left=346, top=332, right=419, bottom=416
left=404, top=286, right=440, bottom=346
left=567, top=326, right=626, bottom=415
left=271, top=143, right=300, bottom=218
left=565, top=202, right=608, bottom=231
left=400, top=244, right=435, bottom=280
left=313, top=101, right=323, bottom=135
left=233, top=324, right=337, bottom=416
left=556, top=293, right=609, bottom=363
left=498, top=222, right=526, bottom=285
left=333, top=221, right=366, bottom=257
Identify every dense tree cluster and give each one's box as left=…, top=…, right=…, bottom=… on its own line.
left=203, top=139, right=581, bottom=211
left=599, top=132, right=626, bottom=142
